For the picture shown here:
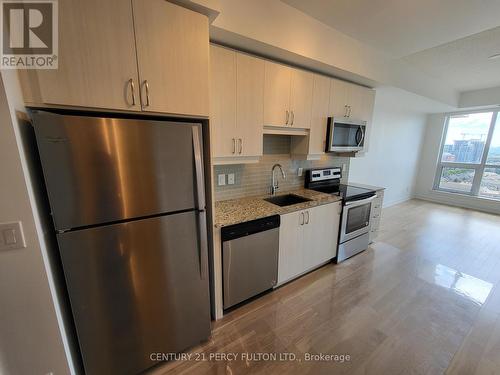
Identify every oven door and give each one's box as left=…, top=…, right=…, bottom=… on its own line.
left=340, top=196, right=375, bottom=243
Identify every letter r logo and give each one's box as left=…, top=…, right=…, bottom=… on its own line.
left=2, top=1, right=54, bottom=54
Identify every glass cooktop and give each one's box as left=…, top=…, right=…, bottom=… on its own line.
left=312, top=184, right=376, bottom=201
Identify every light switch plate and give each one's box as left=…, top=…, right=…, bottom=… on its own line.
left=297, top=168, right=303, bottom=177
left=218, top=174, right=226, bottom=186
left=227, top=173, right=235, bottom=185
left=0, top=221, right=26, bottom=251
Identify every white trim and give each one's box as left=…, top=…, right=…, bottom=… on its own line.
left=382, top=196, right=412, bottom=208
left=415, top=190, right=500, bottom=216
left=433, top=110, right=499, bottom=197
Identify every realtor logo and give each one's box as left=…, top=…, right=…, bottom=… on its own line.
left=1, top=0, right=57, bottom=69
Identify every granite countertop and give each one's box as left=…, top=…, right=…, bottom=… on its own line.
left=214, top=188, right=342, bottom=227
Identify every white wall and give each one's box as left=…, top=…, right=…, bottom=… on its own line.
left=459, top=86, right=500, bottom=108
left=348, top=87, right=428, bottom=207
left=0, top=74, right=73, bottom=375
left=415, top=113, right=500, bottom=214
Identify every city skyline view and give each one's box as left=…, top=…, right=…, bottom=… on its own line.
left=439, top=113, right=500, bottom=199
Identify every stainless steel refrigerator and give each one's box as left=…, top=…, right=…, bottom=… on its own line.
left=31, top=110, right=211, bottom=375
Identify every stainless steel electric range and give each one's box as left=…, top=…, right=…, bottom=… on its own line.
left=305, top=167, right=377, bottom=262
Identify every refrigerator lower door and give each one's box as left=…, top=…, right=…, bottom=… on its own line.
left=32, top=110, right=205, bottom=230
left=57, top=211, right=211, bottom=375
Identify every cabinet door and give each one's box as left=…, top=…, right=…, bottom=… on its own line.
left=308, top=74, right=331, bottom=155
left=210, top=46, right=237, bottom=158
left=264, top=61, right=292, bottom=127
left=344, top=84, right=376, bottom=122
left=360, top=88, right=376, bottom=123
left=278, top=211, right=304, bottom=284
left=133, top=0, right=209, bottom=116
left=236, top=53, right=264, bottom=158
left=303, top=203, right=341, bottom=270
left=21, top=0, right=139, bottom=111
left=329, top=79, right=350, bottom=118
left=289, top=69, right=313, bottom=128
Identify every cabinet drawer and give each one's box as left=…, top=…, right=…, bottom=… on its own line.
left=371, top=206, right=382, bottom=218
left=371, top=217, right=381, bottom=231
left=369, top=228, right=379, bottom=243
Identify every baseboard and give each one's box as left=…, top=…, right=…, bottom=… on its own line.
left=382, top=195, right=412, bottom=208
left=415, top=192, right=500, bottom=216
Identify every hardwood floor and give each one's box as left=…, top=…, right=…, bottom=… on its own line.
left=150, top=199, right=500, bottom=375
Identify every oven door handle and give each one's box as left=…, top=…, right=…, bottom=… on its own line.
left=345, top=195, right=376, bottom=206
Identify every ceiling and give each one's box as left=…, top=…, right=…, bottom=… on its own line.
left=281, top=0, right=500, bottom=93
left=403, top=27, right=500, bottom=92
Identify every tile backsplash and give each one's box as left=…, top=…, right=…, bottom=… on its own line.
left=214, top=135, right=350, bottom=201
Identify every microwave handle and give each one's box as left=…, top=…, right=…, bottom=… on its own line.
left=356, top=125, right=365, bottom=147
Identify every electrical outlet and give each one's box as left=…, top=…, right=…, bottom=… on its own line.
left=227, top=173, right=235, bottom=185
left=218, top=174, right=226, bottom=186
left=0, top=221, right=26, bottom=251
left=297, top=168, right=303, bottom=177
left=342, top=163, right=347, bottom=172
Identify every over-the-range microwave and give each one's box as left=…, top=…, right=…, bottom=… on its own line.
left=326, top=117, right=366, bottom=153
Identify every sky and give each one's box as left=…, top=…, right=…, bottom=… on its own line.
left=446, top=112, right=500, bottom=151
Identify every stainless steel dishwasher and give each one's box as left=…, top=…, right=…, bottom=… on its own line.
left=221, top=215, right=280, bottom=309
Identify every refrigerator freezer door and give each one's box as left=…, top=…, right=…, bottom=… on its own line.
left=32, top=111, right=204, bottom=230
left=57, top=211, right=211, bottom=375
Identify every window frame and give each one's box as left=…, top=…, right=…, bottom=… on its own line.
left=433, top=109, right=499, bottom=198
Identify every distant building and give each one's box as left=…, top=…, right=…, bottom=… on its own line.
left=453, top=140, right=484, bottom=163
left=445, top=139, right=485, bottom=163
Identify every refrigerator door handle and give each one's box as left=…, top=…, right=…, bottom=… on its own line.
left=192, top=125, right=206, bottom=209
left=198, top=210, right=209, bottom=280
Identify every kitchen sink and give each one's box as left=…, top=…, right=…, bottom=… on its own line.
left=264, top=194, right=312, bottom=207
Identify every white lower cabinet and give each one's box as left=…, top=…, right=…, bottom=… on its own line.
left=277, top=202, right=341, bottom=285
left=369, top=189, right=385, bottom=243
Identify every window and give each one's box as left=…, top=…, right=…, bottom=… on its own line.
left=434, top=111, right=500, bottom=199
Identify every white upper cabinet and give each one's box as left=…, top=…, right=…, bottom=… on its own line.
left=210, top=45, right=264, bottom=162
left=330, top=79, right=375, bottom=123
left=133, top=0, right=209, bottom=116
left=289, top=69, right=314, bottom=128
left=236, top=53, right=265, bottom=158
left=329, top=79, right=351, bottom=118
left=20, top=0, right=140, bottom=111
left=349, top=84, right=376, bottom=122
left=291, top=73, right=331, bottom=158
left=264, top=62, right=292, bottom=127
left=19, top=0, right=209, bottom=117
left=264, top=61, right=313, bottom=128
left=210, top=45, right=237, bottom=158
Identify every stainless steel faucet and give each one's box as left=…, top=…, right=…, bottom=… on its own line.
left=270, top=164, right=286, bottom=195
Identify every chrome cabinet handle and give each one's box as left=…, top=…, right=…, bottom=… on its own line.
left=285, top=110, right=289, bottom=125
left=344, top=105, right=348, bottom=117
left=291, top=111, right=295, bottom=126
left=300, top=212, right=304, bottom=225
left=239, top=138, right=243, bottom=154
left=232, top=138, right=236, bottom=154
left=128, top=78, right=136, bottom=106
left=305, top=211, right=310, bottom=224
left=143, top=80, right=150, bottom=107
